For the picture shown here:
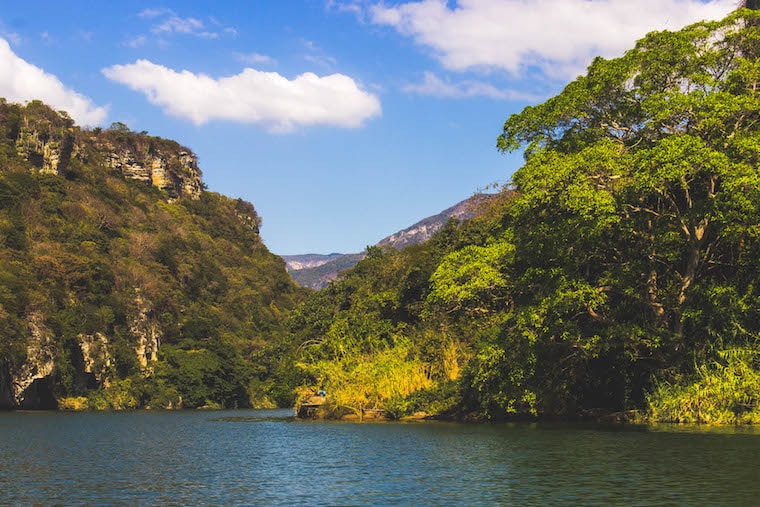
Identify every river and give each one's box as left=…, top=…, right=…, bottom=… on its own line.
left=1, top=409, right=758, bottom=505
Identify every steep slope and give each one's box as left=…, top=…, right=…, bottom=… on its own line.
left=284, top=193, right=496, bottom=289
left=0, top=99, right=305, bottom=410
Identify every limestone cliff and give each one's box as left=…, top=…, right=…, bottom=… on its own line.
left=79, top=332, right=111, bottom=384
left=99, top=140, right=202, bottom=200
left=0, top=98, right=304, bottom=410
left=12, top=313, right=57, bottom=409
left=130, top=290, right=161, bottom=369
left=12, top=101, right=203, bottom=200
left=13, top=102, right=75, bottom=175
left=15, top=124, right=73, bottom=175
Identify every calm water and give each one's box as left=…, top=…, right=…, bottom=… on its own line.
left=1, top=410, right=759, bottom=506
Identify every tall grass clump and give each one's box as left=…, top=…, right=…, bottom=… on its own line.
left=647, top=347, right=760, bottom=424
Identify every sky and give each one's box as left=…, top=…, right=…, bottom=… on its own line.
left=0, top=0, right=738, bottom=255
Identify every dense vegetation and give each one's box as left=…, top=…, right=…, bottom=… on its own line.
left=0, top=100, right=305, bottom=409
left=290, top=9, right=760, bottom=423
left=5, top=9, right=760, bottom=423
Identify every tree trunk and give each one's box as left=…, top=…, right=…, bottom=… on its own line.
left=673, top=238, right=702, bottom=337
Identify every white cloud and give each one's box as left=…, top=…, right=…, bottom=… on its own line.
left=0, top=38, right=108, bottom=125
left=235, top=52, right=275, bottom=65
left=102, top=59, right=381, bottom=132
left=153, top=15, right=215, bottom=37
left=302, top=39, right=338, bottom=69
left=1, top=31, right=20, bottom=46
left=370, top=0, right=737, bottom=79
left=138, top=8, right=173, bottom=19
left=125, top=35, right=147, bottom=48
left=404, top=71, right=540, bottom=100
left=136, top=8, right=236, bottom=41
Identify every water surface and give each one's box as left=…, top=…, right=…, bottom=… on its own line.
left=1, top=410, right=758, bottom=505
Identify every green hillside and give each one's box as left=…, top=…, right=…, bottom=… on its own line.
left=0, top=99, right=305, bottom=410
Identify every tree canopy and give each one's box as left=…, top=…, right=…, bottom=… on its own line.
left=290, top=9, right=760, bottom=422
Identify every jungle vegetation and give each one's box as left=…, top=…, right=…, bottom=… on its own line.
left=0, top=100, right=306, bottom=409
left=289, top=9, right=760, bottom=423
left=5, top=9, right=760, bottom=423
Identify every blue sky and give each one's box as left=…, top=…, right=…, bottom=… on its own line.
left=0, top=0, right=736, bottom=255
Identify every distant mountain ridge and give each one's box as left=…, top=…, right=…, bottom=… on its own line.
left=283, top=193, right=494, bottom=289
left=282, top=253, right=344, bottom=271
left=377, top=195, right=490, bottom=250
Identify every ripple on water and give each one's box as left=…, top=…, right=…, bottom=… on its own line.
left=1, top=411, right=759, bottom=505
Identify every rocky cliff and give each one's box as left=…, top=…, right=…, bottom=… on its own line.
left=0, top=99, right=304, bottom=410
left=10, top=101, right=202, bottom=200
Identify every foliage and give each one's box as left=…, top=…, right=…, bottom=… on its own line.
left=0, top=100, right=306, bottom=409
left=647, top=346, right=760, bottom=424
left=298, top=339, right=432, bottom=420
left=289, top=9, right=760, bottom=422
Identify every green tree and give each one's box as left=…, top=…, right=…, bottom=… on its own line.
left=488, top=9, right=760, bottom=415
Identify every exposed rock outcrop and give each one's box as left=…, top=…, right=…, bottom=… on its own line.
left=79, top=332, right=111, bottom=385
left=12, top=102, right=203, bottom=201
left=15, top=118, right=74, bottom=175
left=13, top=313, right=57, bottom=409
left=131, top=291, right=161, bottom=369
left=103, top=145, right=202, bottom=200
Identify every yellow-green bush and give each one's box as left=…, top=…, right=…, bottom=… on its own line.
left=647, top=348, right=760, bottom=424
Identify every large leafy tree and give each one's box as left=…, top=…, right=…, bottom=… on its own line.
left=491, top=9, right=760, bottom=414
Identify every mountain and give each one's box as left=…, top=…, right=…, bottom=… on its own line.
left=0, top=99, right=305, bottom=410
left=283, top=193, right=496, bottom=289
left=282, top=253, right=366, bottom=289
left=281, top=253, right=344, bottom=271
left=377, top=194, right=495, bottom=250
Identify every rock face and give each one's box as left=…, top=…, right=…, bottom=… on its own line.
left=13, top=313, right=58, bottom=409
left=377, top=194, right=494, bottom=250
left=131, top=290, right=161, bottom=369
left=282, top=253, right=345, bottom=271
left=103, top=145, right=202, bottom=200
left=79, top=332, right=111, bottom=384
left=13, top=104, right=203, bottom=201
left=15, top=125, right=74, bottom=175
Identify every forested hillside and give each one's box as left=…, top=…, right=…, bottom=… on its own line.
left=0, top=100, right=305, bottom=410
left=290, top=9, right=760, bottom=423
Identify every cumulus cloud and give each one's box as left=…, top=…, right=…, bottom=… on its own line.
left=102, top=59, right=381, bottom=132
left=370, top=0, right=736, bottom=78
left=403, top=71, right=540, bottom=100
left=0, top=38, right=108, bottom=125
